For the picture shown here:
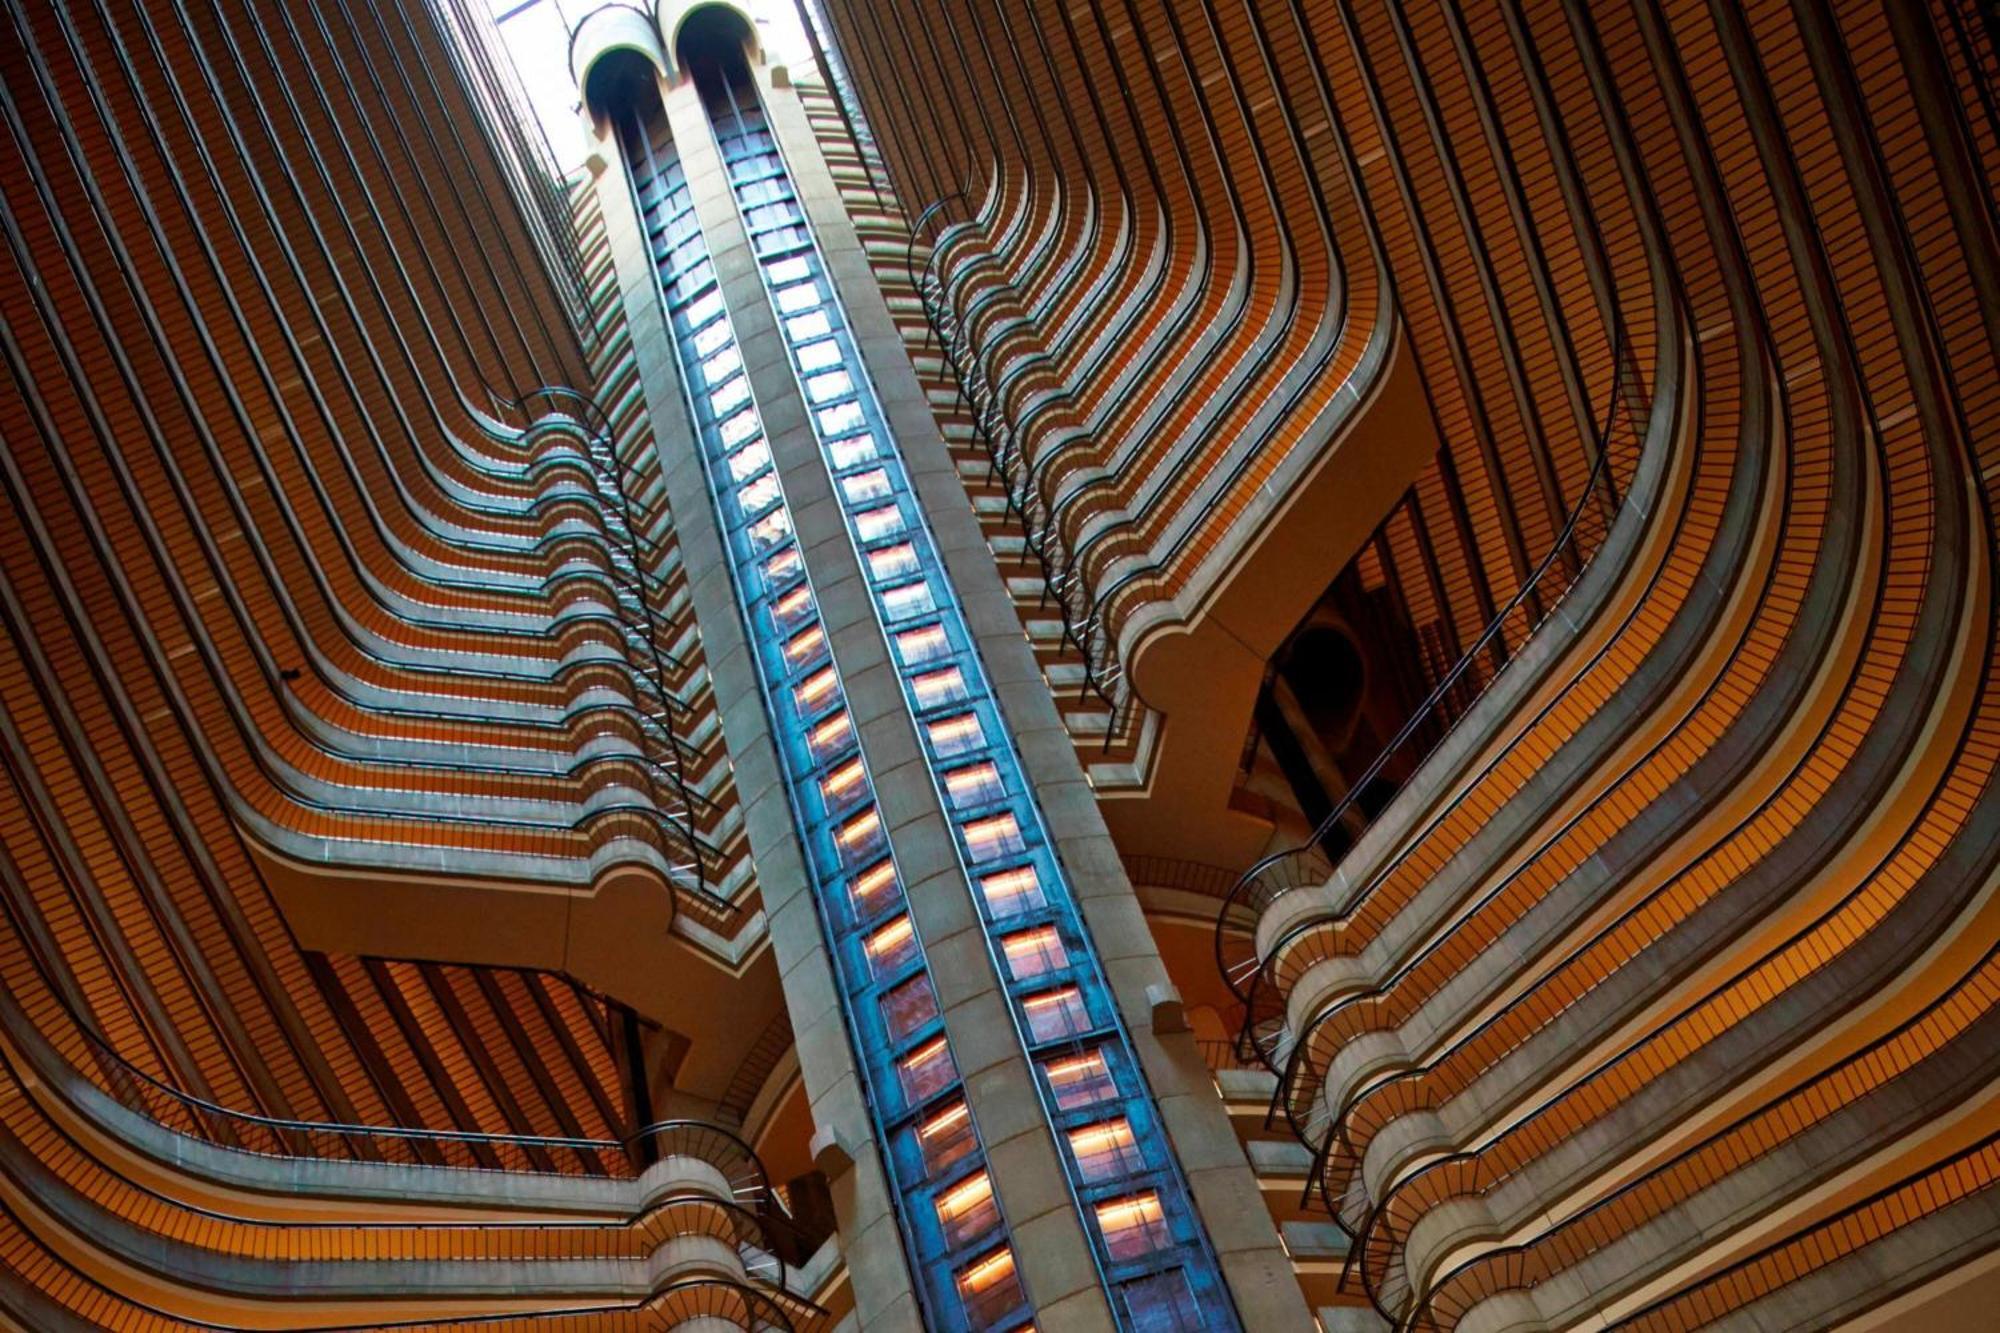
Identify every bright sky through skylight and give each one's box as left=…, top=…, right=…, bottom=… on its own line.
left=483, top=0, right=816, bottom=176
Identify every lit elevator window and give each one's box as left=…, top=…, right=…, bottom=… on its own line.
left=794, top=665, right=839, bottom=713
left=676, top=266, right=718, bottom=305
left=961, top=812, right=1025, bottom=862
left=808, top=710, right=853, bottom=760
left=747, top=509, right=791, bottom=550
left=895, top=623, right=950, bottom=666
left=956, top=1246, right=1025, bottom=1329
left=1000, top=925, right=1069, bottom=981
left=867, top=542, right=920, bottom=581
left=710, top=374, right=750, bottom=414
left=806, top=369, right=853, bottom=403
left=1067, top=1118, right=1141, bottom=1184
left=1096, top=1192, right=1171, bottom=1263
left=936, top=1171, right=1001, bottom=1248
left=727, top=438, right=771, bottom=481
left=668, top=235, right=708, bottom=272
left=787, top=310, right=832, bottom=342
left=701, top=344, right=742, bottom=385
left=849, top=858, right=898, bottom=917
left=797, top=338, right=843, bottom=372
left=854, top=504, right=904, bottom=542
left=882, top=973, right=940, bottom=1042
left=978, top=865, right=1047, bottom=917
left=835, top=806, right=884, bottom=866
left=819, top=756, right=867, bottom=807
left=882, top=580, right=936, bottom=620
left=829, top=433, right=877, bottom=469
left=1022, top=986, right=1092, bottom=1043
left=693, top=318, right=732, bottom=357
left=784, top=623, right=827, bottom=669
left=768, top=255, right=811, bottom=284
left=672, top=254, right=712, bottom=298
left=1044, top=1049, right=1117, bottom=1111
left=771, top=583, right=814, bottom=627
left=819, top=400, right=866, bottom=435
left=763, top=546, right=804, bottom=586
left=669, top=235, right=706, bottom=273
left=899, top=1035, right=956, bottom=1102
left=719, top=406, right=759, bottom=447
left=864, top=916, right=918, bottom=978
left=685, top=289, right=724, bottom=328
left=730, top=152, right=776, bottom=182
left=816, top=400, right=864, bottom=436
left=945, top=762, right=1006, bottom=810
left=918, top=1099, right=978, bottom=1176
left=927, top=711, right=985, bottom=758
left=776, top=281, right=820, bottom=314
left=737, top=472, right=781, bottom=514
left=842, top=468, right=892, bottom=504
left=757, top=225, right=809, bottom=256
left=672, top=260, right=712, bottom=296
left=913, top=666, right=970, bottom=710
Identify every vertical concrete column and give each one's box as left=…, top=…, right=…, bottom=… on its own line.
left=758, top=72, right=1316, bottom=1333
left=661, top=69, right=1121, bottom=1333
left=579, top=81, right=919, bottom=1329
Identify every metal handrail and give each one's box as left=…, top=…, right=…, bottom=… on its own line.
left=0, top=895, right=773, bottom=1196
left=907, top=206, right=1152, bottom=750
left=502, top=383, right=725, bottom=908
left=1607, top=1124, right=2000, bottom=1333
left=1381, top=940, right=2000, bottom=1327
left=398, top=1276, right=819, bottom=1332
left=1217, top=339, right=1633, bottom=1070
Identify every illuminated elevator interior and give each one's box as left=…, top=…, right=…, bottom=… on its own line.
left=602, top=18, right=1237, bottom=1330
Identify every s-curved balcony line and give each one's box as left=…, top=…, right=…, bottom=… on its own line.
left=0, top=896, right=772, bottom=1191
left=0, top=870, right=829, bottom=1328
left=1216, top=335, right=1637, bottom=1072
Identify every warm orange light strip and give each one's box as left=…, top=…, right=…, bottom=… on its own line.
left=912, top=667, right=966, bottom=707
left=1043, top=1050, right=1106, bottom=1081
left=946, top=762, right=1001, bottom=804
left=869, top=542, right=918, bottom=578
left=961, top=812, right=1020, bottom=857
left=851, top=859, right=897, bottom=902
left=979, top=865, right=1042, bottom=912
left=795, top=666, right=839, bottom=708
left=896, top=624, right=948, bottom=660
left=920, top=1100, right=972, bottom=1140
left=1023, top=987, right=1080, bottom=1014
left=786, top=624, right=826, bottom=665
left=765, top=548, right=804, bottom=583
left=902, top=1036, right=950, bottom=1072
left=1002, top=926, right=1066, bottom=975
left=836, top=807, right=881, bottom=848
left=821, top=756, right=866, bottom=799
left=809, top=711, right=852, bottom=752
left=958, top=1245, right=1016, bottom=1291
left=865, top=916, right=914, bottom=960
left=1067, top=1118, right=1134, bottom=1159
left=936, top=1171, right=994, bottom=1217
left=1094, top=1192, right=1163, bottom=1231
left=928, top=712, right=982, bottom=749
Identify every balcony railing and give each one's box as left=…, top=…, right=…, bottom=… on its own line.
left=1215, top=336, right=1639, bottom=1074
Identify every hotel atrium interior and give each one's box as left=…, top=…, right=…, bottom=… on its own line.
left=0, top=0, right=1997, bottom=1328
